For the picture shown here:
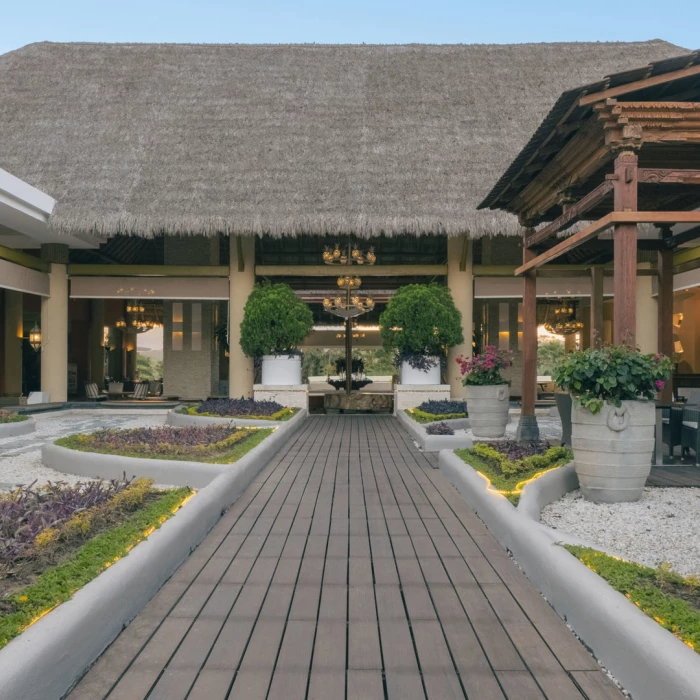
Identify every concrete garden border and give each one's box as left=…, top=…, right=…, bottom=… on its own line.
left=167, top=405, right=293, bottom=428
left=0, top=416, right=36, bottom=438
left=0, top=409, right=308, bottom=700
left=439, top=450, right=700, bottom=700
left=43, top=408, right=307, bottom=488
left=396, top=408, right=471, bottom=454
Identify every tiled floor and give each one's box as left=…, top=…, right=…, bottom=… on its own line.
left=69, top=416, right=624, bottom=700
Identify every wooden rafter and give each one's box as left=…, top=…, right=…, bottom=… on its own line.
left=515, top=211, right=700, bottom=276
left=0, top=244, right=49, bottom=273
left=526, top=179, right=614, bottom=247
left=578, top=64, right=700, bottom=106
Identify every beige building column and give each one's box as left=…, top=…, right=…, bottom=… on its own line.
left=89, top=299, right=105, bottom=385
left=636, top=267, right=658, bottom=355
left=40, top=244, right=69, bottom=403
left=229, top=236, right=255, bottom=398
left=3, top=290, right=23, bottom=395
left=447, top=235, right=474, bottom=399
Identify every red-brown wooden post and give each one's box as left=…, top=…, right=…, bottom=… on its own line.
left=590, top=265, right=604, bottom=348
left=613, top=151, right=639, bottom=345
left=658, top=227, right=674, bottom=401
left=517, top=237, right=539, bottom=442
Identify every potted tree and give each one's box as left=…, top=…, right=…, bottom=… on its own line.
left=379, top=283, right=463, bottom=384
left=553, top=345, right=671, bottom=503
left=457, top=346, right=513, bottom=437
left=240, top=283, right=314, bottom=385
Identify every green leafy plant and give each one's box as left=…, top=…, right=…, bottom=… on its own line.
left=240, top=283, right=314, bottom=358
left=552, top=345, right=672, bottom=414
left=379, top=283, right=463, bottom=368
left=0, top=410, right=28, bottom=424
left=456, top=441, right=572, bottom=505
left=565, top=546, right=700, bottom=653
left=537, top=340, right=566, bottom=376
left=457, top=345, right=513, bottom=386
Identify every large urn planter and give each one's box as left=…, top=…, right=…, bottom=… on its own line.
left=261, top=354, right=302, bottom=386
left=400, top=357, right=441, bottom=385
left=571, top=400, right=655, bottom=503
left=465, top=384, right=510, bottom=438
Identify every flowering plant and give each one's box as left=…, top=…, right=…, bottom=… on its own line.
left=552, top=344, right=672, bottom=414
left=457, top=346, right=513, bottom=386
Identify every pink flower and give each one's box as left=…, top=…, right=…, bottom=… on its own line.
left=655, top=379, right=665, bottom=390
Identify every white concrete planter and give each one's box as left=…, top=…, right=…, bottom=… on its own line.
left=0, top=416, right=36, bottom=438
left=572, top=400, right=655, bottom=503
left=465, top=384, right=509, bottom=437
left=261, top=354, right=302, bottom=385
left=400, top=357, right=440, bottom=385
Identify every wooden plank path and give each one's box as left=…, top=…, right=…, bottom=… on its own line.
left=69, top=416, right=623, bottom=700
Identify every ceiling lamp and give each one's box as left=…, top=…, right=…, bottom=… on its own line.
left=29, top=323, right=42, bottom=352
left=323, top=243, right=376, bottom=266
left=544, top=300, right=584, bottom=336
left=126, top=300, right=145, bottom=314
left=116, top=317, right=127, bottom=329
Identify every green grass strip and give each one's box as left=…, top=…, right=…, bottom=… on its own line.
left=55, top=428, right=273, bottom=463
left=565, top=546, right=700, bottom=653
left=405, top=408, right=466, bottom=424
left=0, top=412, right=29, bottom=424
left=0, top=487, right=191, bottom=650
left=454, top=449, right=570, bottom=506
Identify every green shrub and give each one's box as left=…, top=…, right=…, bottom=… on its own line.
left=406, top=408, right=466, bottom=424
left=552, top=344, right=672, bottom=414
left=240, top=283, right=314, bottom=357
left=565, top=546, right=700, bottom=653
left=379, top=284, right=463, bottom=366
left=0, top=410, right=28, bottom=424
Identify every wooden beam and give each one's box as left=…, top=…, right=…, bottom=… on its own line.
left=459, top=236, right=470, bottom=272
left=578, top=64, right=700, bottom=106
left=255, top=264, right=447, bottom=277
left=590, top=266, right=604, bottom=348
left=519, top=243, right=539, bottom=439
left=0, top=244, right=49, bottom=273
left=515, top=211, right=700, bottom=276
left=68, top=265, right=230, bottom=277
left=638, top=168, right=700, bottom=185
left=613, top=151, right=638, bottom=346
left=526, top=179, right=615, bottom=247
left=665, top=224, right=700, bottom=248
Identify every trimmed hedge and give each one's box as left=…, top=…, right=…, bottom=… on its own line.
left=566, top=546, right=700, bottom=653
left=406, top=408, right=466, bottom=424
left=181, top=405, right=296, bottom=422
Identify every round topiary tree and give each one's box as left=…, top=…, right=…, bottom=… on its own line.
left=240, top=283, right=314, bottom=357
left=379, top=283, right=464, bottom=368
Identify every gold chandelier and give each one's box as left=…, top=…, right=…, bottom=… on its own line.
left=323, top=244, right=376, bottom=266
left=126, top=300, right=145, bottom=314
left=544, top=300, right=584, bottom=336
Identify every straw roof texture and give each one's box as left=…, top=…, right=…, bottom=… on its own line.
left=0, top=41, right=687, bottom=238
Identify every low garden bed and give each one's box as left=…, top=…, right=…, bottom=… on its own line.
left=178, top=397, right=297, bottom=422
left=0, top=478, right=192, bottom=650
left=566, top=546, right=700, bottom=653
left=405, top=399, right=467, bottom=424
left=0, top=410, right=28, bottom=424
left=456, top=439, right=572, bottom=505
left=56, top=424, right=272, bottom=464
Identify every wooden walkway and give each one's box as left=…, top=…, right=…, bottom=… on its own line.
left=69, top=416, right=623, bottom=700
left=648, top=464, right=700, bottom=487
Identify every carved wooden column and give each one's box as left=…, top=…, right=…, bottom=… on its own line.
left=612, top=150, right=639, bottom=345
left=658, top=227, right=674, bottom=401
left=517, top=236, right=539, bottom=442
left=590, top=265, right=604, bottom=348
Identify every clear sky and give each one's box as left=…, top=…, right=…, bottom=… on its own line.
left=1, top=0, right=698, bottom=56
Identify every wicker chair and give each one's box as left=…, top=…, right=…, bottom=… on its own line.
left=681, top=407, right=700, bottom=466
left=132, top=382, right=149, bottom=400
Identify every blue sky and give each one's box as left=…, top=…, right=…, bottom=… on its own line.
left=1, top=0, right=698, bottom=56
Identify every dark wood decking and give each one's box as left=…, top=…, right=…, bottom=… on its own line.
left=69, top=416, right=623, bottom=700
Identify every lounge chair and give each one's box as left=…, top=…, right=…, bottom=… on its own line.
left=107, top=382, right=124, bottom=396
left=132, top=382, right=149, bottom=400
left=85, top=381, right=107, bottom=401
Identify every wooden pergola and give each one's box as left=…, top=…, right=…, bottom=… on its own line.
left=480, top=50, right=700, bottom=440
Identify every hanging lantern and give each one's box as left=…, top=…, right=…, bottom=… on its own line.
left=29, top=323, right=42, bottom=352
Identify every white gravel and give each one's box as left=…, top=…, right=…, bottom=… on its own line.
left=0, top=409, right=168, bottom=490
left=542, top=487, right=700, bottom=577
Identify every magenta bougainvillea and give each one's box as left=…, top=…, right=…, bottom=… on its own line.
left=457, top=346, right=513, bottom=386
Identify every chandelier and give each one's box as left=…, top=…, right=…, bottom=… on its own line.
left=126, top=300, right=145, bottom=314
left=544, top=299, right=584, bottom=336
left=323, top=244, right=376, bottom=266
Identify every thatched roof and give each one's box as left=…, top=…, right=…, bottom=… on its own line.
left=0, top=41, right=688, bottom=238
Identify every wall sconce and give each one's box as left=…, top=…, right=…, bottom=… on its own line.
left=29, top=323, right=42, bottom=352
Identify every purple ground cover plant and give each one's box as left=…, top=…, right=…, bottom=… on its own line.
left=196, top=397, right=284, bottom=417
left=483, top=439, right=552, bottom=460
left=416, top=400, right=466, bottom=416
left=0, top=479, right=130, bottom=575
